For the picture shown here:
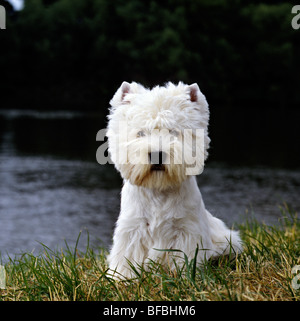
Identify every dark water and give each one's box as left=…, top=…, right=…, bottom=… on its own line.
left=0, top=110, right=299, bottom=259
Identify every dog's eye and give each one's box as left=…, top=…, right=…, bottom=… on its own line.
left=137, top=130, right=146, bottom=137
left=169, top=129, right=179, bottom=137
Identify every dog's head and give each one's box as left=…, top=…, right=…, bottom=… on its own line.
left=107, top=81, right=210, bottom=190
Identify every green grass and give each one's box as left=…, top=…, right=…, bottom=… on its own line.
left=0, top=204, right=299, bottom=301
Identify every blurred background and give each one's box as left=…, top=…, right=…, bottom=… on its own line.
left=0, top=0, right=299, bottom=258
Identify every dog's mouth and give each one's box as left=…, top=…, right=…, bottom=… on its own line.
left=151, top=164, right=165, bottom=171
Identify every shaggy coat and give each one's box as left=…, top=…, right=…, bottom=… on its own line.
left=106, top=82, right=243, bottom=278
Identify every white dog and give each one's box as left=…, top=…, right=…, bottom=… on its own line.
left=106, top=81, right=242, bottom=279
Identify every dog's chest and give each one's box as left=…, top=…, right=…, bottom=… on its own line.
left=139, top=194, right=187, bottom=232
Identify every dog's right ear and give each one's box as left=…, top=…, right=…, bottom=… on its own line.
left=120, top=81, right=131, bottom=101
left=110, top=81, right=131, bottom=107
left=110, top=81, right=147, bottom=107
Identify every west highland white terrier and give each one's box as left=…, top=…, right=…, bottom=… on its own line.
left=106, top=81, right=243, bottom=278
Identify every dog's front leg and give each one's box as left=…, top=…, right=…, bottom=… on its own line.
left=107, top=221, right=149, bottom=279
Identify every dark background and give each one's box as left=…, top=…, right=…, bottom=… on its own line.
left=1, top=0, right=300, bottom=168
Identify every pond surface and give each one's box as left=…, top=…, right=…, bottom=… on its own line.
left=0, top=110, right=299, bottom=259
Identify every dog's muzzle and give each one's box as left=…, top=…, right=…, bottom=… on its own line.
left=149, top=151, right=166, bottom=171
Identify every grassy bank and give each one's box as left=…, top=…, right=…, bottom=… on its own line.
left=0, top=206, right=299, bottom=301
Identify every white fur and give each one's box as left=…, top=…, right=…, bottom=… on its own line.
left=106, top=81, right=243, bottom=279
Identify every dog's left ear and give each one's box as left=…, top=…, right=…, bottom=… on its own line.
left=189, top=83, right=200, bottom=102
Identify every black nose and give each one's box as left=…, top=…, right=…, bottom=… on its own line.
left=149, top=151, right=167, bottom=165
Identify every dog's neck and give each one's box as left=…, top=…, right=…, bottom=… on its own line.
left=121, top=176, right=203, bottom=220
left=125, top=175, right=200, bottom=202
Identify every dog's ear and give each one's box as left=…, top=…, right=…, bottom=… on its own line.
left=120, top=81, right=131, bottom=101
left=110, top=81, right=147, bottom=107
left=189, top=83, right=200, bottom=102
